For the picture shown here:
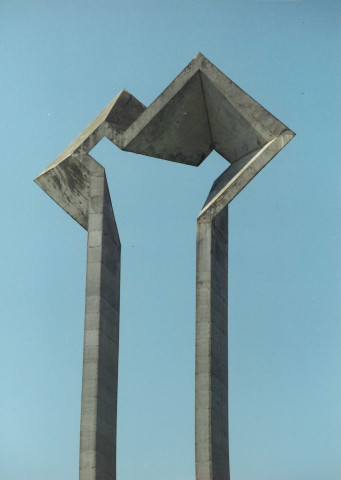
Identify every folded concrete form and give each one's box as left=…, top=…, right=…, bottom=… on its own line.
left=35, top=53, right=295, bottom=480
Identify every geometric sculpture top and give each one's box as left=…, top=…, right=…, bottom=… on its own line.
left=121, top=52, right=292, bottom=166
left=35, top=53, right=295, bottom=228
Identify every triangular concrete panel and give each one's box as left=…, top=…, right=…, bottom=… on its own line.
left=119, top=53, right=292, bottom=166
left=200, top=72, right=267, bottom=162
left=123, top=72, right=212, bottom=166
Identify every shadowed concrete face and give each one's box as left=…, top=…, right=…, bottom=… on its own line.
left=34, top=90, right=146, bottom=229
left=35, top=53, right=295, bottom=225
left=196, top=208, right=229, bottom=480
left=35, top=53, right=295, bottom=480
left=119, top=53, right=294, bottom=167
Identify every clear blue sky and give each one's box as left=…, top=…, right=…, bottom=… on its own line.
left=1, top=1, right=340, bottom=479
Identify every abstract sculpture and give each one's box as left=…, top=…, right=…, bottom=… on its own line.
left=35, top=53, right=295, bottom=480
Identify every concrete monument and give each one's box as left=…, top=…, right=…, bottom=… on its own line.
left=35, top=53, right=295, bottom=480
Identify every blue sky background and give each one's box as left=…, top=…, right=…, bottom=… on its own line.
left=1, top=1, right=340, bottom=479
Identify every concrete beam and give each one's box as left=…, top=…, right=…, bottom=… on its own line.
left=35, top=54, right=295, bottom=196
left=199, top=130, right=295, bottom=222
left=121, top=53, right=294, bottom=165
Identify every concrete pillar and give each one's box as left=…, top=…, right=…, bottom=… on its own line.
left=35, top=54, right=295, bottom=480
left=80, top=166, right=121, bottom=480
left=195, top=206, right=229, bottom=480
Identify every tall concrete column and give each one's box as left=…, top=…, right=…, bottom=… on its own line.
left=34, top=90, right=144, bottom=480
left=196, top=207, right=229, bottom=480
left=80, top=166, right=121, bottom=480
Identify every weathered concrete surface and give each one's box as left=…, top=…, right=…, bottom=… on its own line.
left=196, top=208, right=229, bottom=480
left=198, top=130, right=294, bottom=221
left=36, top=149, right=121, bottom=478
left=121, top=53, right=294, bottom=167
left=34, top=90, right=145, bottom=229
left=80, top=164, right=120, bottom=480
left=35, top=52, right=296, bottom=480
left=35, top=54, right=295, bottom=219
left=122, top=71, right=213, bottom=165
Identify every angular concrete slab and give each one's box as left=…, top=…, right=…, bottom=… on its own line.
left=34, top=90, right=145, bottom=229
left=199, top=129, right=294, bottom=221
left=122, top=72, right=213, bottom=166
left=35, top=53, right=295, bottom=227
left=121, top=53, right=294, bottom=166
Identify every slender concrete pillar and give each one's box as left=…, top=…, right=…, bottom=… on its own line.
left=195, top=206, right=229, bottom=480
left=80, top=165, right=121, bottom=480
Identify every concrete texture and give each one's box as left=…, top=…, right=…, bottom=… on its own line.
left=80, top=164, right=120, bottom=480
left=196, top=208, right=229, bottom=480
left=35, top=53, right=295, bottom=223
left=119, top=53, right=294, bottom=166
left=34, top=90, right=145, bottom=229
left=36, top=151, right=124, bottom=479
left=198, top=132, right=294, bottom=222
left=35, top=53, right=295, bottom=480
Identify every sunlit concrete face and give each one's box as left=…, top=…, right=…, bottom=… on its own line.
left=80, top=164, right=120, bottom=480
left=35, top=53, right=295, bottom=480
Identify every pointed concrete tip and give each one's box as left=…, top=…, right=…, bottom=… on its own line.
left=34, top=86, right=147, bottom=229
left=105, top=89, right=146, bottom=134
left=195, top=52, right=208, bottom=61
left=122, top=52, right=294, bottom=166
left=113, top=88, right=135, bottom=103
left=190, top=52, right=208, bottom=69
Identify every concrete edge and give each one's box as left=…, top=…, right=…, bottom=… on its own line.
left=121, top=53, right=206, bottom=151
left=34, top=90, right=144, bottom=229
left=197, top=129, right=295, bottom=222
